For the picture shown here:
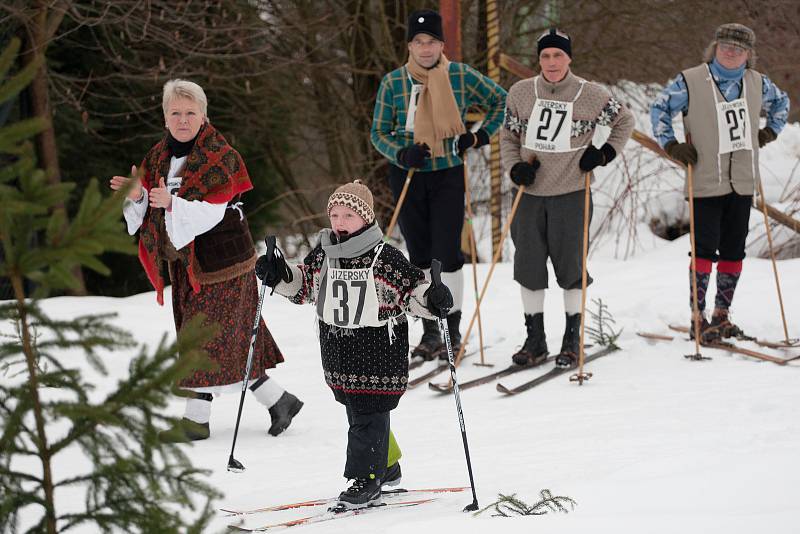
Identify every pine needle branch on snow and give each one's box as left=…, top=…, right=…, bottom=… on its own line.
left=475, top=490, right=577, bottom=517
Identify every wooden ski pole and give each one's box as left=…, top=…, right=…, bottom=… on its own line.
left=686, top=163, right=705, bottom=360
left=756, top=176, right=796, bottom=346
left=453, top=184, right=526, bottom=368
left=462, top=164, right=489, bottom=367
left=571, top=173, right=593, bottom=385
left=385, top=168, right=415, bottom=241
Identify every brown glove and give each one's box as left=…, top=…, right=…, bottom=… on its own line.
left=665, top=140, right=698, bottom=166
left=758, top=127, right=777, bottom=148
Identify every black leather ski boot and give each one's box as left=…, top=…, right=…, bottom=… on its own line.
left=512, top=313, right=548, bottom=366
left=411, top=318, right=444, bottom=361
left=555, top=313, right=581, bottom=369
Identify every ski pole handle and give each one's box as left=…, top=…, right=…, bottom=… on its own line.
left=262, top=235, right=278, bottom=295
left=430, top=259, right=447, bottom=320
left=265, top=235, right=276, bottom=259
left=430, top=258, right=442, bottom=285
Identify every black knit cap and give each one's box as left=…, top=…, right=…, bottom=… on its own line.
left=407, top=9, right=444, bottom=42
left=537, top=28, right=572, bottom=58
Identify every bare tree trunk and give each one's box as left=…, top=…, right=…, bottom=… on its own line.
left=21, top=1, right=86, bottom=294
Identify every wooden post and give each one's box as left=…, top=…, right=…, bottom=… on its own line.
left=486, top=0, right=502, bottom=256
left=439, top=0, right=461, bottom=61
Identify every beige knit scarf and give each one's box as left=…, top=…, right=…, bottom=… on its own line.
left=406, top=54, right=465, bottom=158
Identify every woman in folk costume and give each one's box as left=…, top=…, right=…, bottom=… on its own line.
left=256, top=180, right=453, bottom=511
left=110, top=79, right=302, bottom=443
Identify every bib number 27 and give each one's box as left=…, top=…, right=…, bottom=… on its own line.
left=725, top=108, right=747, bottom=141
left=535, top=107, right=568, bottom=141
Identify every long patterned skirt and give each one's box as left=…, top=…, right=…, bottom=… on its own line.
left=170, top=261, right=284, bottom=388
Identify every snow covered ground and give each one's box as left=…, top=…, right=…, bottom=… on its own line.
left=8, top=97, right=800, bottom=532
left=21, top=232, right=800, bottom=533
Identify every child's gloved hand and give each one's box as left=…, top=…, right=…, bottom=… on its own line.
left=255, top=246, right=293, bottom=288
left=424, top=280, right=453, bottom=317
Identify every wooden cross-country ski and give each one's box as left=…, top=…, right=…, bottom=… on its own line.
left=666, top=324, right=792, bottom=365
left=496, top=346, right=619, bottom=396
left=428, top=355, right=557, bottom=394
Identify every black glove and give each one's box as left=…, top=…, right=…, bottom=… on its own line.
left=579, top=143, right=617, bottom=172
left=456, top=129, right=490, bottom=156
left=758, top=127, right=777, bottom=148
left=255, top=247, right=293, bottom=288
left=424, top=279, right=453, bottom=317
left=665, top=140, right=698, bottom=166
left=509, top=160, right=541, bottom=187
left=397, top=143, right=431, bottom=168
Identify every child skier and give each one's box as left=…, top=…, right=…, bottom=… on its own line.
left=256, top=180, right=453, bottom=511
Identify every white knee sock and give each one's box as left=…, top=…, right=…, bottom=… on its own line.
left=563, top=289, right=582, bottom=315
left=520, top=286, right=545, bottom=315
left=250, top=377, right=285, bottom=409
left=440, top=269, right=464, bottom=313
left=183, top=397, right=212, bottom=424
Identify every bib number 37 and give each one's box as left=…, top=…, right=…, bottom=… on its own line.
left=331, top=280, right=367, bottom=327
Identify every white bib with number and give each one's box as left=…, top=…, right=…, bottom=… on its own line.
left=405, top=77, right=422, bottom=133
left=322, top=244, right=385, bottom=329
left=524, top=76, right=585, bottom=153
left=708, top=63, right=752, bottom=155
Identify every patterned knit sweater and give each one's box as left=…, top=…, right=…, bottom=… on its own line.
left=274, top=240, right=433, bottom=412
left=500, top=70, right=635, bottom=197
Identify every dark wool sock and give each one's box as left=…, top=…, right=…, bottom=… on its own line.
left=715, top=270, right=741, bottom=310
left=690, top=259, right=712, bottom=312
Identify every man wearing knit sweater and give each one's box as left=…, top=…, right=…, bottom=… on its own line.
left=371, top=9, right=507, bottom=360
left=650, top=23, right=789, bottom=342
left=500, top=29, right=634, bottom=368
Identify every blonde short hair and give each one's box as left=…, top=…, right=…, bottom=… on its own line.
left=162, top=79, right=208, bottom=118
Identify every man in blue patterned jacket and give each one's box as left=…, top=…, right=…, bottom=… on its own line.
left=370, top=9, right=506, bottom=360
left=650, top=23, right=789, bottom=341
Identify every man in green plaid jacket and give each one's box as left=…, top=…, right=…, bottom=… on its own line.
left=370, top=9, right=506, bottom=360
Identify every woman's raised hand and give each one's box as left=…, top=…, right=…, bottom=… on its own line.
left=148, top=177, right=172, bottom=210
left=110, top=164, right=143, bottom=201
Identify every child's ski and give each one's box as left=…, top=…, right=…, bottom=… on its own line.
left=221, top=486, right=466, bottom=516
left=227, top=498, right=435, bottom=531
